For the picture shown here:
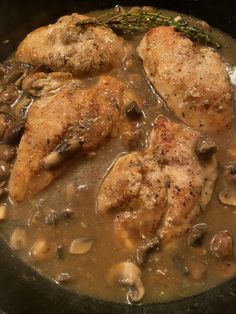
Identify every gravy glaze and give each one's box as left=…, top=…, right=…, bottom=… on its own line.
left=0, top=7, right=236, bottom=304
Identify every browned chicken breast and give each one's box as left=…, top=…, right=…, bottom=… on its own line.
left=9, top=73, right=140, bottom=202
left=97, top=116, right=217, bottom=250
left=137, top=26, right=233, bottom=132
left=15, top=13, right=126, bottom=75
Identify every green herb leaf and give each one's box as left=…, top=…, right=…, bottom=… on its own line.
left=75, top=8, right=221, bottom=48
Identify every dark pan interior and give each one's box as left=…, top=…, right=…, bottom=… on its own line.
left=0, top=0, right=235, bottom=313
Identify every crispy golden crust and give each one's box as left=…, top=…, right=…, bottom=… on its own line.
left=9, top=74, right=138, bottom=201
left=97, top=116, right=217, bottom=248
left=137, top=26, right=233, bottom=132
left=16, top=14, right=126, bottom=75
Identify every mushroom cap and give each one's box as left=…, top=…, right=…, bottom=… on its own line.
left=107, top=261, right=145, bottom=303
left=219, top=188, right=236, bottom=207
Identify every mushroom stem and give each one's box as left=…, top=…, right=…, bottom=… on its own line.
left=195, top=136, right=218, bottom=160
left=108, top=261, right=145, bottom=303
left=42, top=137, right=83, bottom=170
left=127, top=276, right=145, bottom=303
left=136, top=236, right=160, bottom=266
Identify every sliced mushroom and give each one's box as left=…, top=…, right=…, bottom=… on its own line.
left=125, top=101, right=143, bottom=120
left=224, top=163, right=236, bottom=183
left=0, top=160, right=10, bottom=180
left=62, top=208, right=75, bottom=219
left=0, top=186, right=8, bottom=199
left=0, top=112, right=14, bottom=139
left=27, top=210, right=41, bottom=226
left=56, top=272, right=71, bottom=283
left=22, top=71, right=72, bottom=97
left=44, top=209, right=59, bottom=226
left=0, top=204, right=7, bottom=220
left=186, top=223, right=208, bottom=247
left=136, top=236, right=160, bottom=266
left=10, top=228, right=27, bottom=250
left=0, top=84, right=19, bottom=106
left=69, top=237, right=93, bottom=255
left=30, top=239, right=51, bottom=261
left=107, top=261, right=145, bottom=303
left=3, top=119, right=25, bottom=144
left=219, top=188, right=236, bottom=207
left=210, top=230, right=233, bottom=259
left=195, top=136, right=218, bottom=160
left=5, top=69, right=26, bottom=85
left=42, top=137, right=83, bottom=170
left=0, top=144, right=16, bottom=161
left=14, top=95, right=32, bottom=117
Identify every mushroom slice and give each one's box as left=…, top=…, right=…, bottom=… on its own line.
left=210, top=230, right=233, bottom=259
left=107, top=261, right=145, bottom=303
left=10, top=228, right=27, bottom=250
left=30, top=239, right=51, bottom=261
left=186, top=223, right=208, bottom=247
left=3, top=119, right=25, bottom=145
left=195, top=136, right=218, bottom=161
left=219, top=188, right=236, bottom=207
left=56, top=272, right=71, bottom=283
left=136, top=236, right=160, bottom=266
left=69, top=237, right=93, bottom=255
left=224, top=163, right=236, bottom=183
left=42, top=137, right=83, bottom=170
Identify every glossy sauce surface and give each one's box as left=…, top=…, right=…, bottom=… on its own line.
left=0, top=7, right=236, bottom=303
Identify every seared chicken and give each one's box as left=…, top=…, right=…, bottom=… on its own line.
left=97, top=116, right=217, bottom=249
left=137, top=26, right=233, bottom=132
left=9, top=73, right=140, bottom=201
left=21, top=72, right=76, bottom=97
left=16, top=14, right=126, bottom=75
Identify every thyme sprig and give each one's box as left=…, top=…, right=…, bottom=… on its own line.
left=76, top=8, right=221, bottom=48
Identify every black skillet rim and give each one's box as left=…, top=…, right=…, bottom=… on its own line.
left=0, top=0, right=235, bottom=313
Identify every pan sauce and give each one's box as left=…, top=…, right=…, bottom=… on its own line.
left=0, top=7, right=236, bottom=303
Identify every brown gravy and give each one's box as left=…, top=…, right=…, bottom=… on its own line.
left=0, top=7, right=236, bottom=304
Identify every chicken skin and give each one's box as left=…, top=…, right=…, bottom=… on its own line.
left=9, top=73, right=140, bottom=201
left=137, top=26, right=233, bottom=132
left=97, top=116, right=217, bottom=249
left=16, top=13, right=126, bottom=75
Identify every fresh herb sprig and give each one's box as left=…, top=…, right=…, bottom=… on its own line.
left=76, top=8, right=221, bottom=48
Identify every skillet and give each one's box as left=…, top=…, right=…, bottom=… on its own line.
left=0, top=0, right=235, bottom=313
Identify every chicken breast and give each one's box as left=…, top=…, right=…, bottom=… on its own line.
left=137, top=26, right=233, bottom=132
left=9, top=73, right=140, bottom=201
left=97, top=116, right=217, bottom=249
left=16, top=13, right=126, bottom=75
